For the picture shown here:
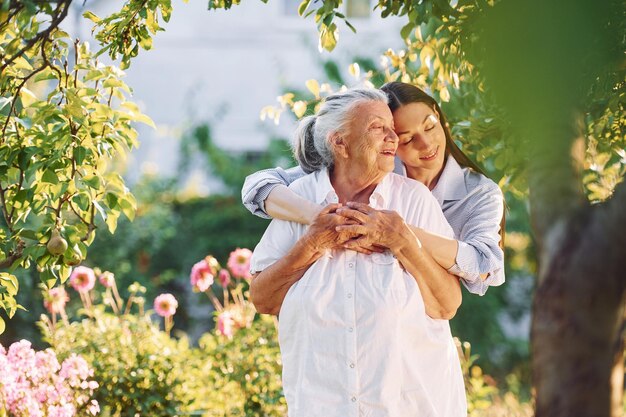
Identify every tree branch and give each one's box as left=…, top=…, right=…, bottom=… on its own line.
left=0, top=0, right=71, bottom=73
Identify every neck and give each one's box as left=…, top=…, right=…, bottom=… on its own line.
left=405, top=159, right=447, bottom=191
left=329, top=164, right=382, bottom=204
left=405, top=167, right=441, bottom=190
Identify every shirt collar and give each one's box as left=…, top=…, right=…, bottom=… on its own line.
left=314, top=167, right=391, bottom=209
left=315, top=168, right=338, bottom=205
left=431, top=155, right=467, bottom=204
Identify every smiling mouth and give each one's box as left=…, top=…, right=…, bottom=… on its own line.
left=419, top=146, right=439, bottom=161
left=380, top=149, right=396, bottom=157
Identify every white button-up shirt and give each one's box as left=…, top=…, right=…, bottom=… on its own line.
left=250, top=169, right=467, bottom=417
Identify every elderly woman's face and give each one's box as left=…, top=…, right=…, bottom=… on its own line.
left=343, top=101, right=398, bottom=175
left=393, top=102, right=447, bottom=175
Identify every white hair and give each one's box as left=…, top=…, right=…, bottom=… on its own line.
left=293, top=88, right=389, bottom=173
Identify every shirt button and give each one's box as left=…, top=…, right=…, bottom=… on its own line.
left=349, top=363, right=355, bottom=368
left=348, top=262, right=354, bottom=268
left=347, top=293, right=352, bottom=299
left=351, top=396, right=357, bottom=402
left=348, top=327, right=354, bottom=332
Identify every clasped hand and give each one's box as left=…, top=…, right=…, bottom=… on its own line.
left=304, top=202, right=411, bottom=256
left=335, top=202, right=411, bottom=255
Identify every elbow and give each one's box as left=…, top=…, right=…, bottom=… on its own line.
left=253, top=303, right=279, bottom=316
left=427, top=305, right=459, bottom=320
left=428, top=285, right=462, bottom=320
left=249, top=278, right=279, bottom=316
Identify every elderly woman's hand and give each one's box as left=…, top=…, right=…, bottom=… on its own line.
left=301, top=203, right=361, bottom=253
left=335, top=202, right=416, bottom=254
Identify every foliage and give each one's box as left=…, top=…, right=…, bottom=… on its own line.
left=0, top=1, right=153, bottom=332
left=42, top=309, right=201, bottom=416
left=0, top=339, right=99, bottom=417
left=83, top=0, right=172, bottom=70
left=39, top=276, right=207, bottom=417
left=36, top=254, right=287, bottom=417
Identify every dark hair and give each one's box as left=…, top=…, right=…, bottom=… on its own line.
left=381, top=81, right=506, bottom=248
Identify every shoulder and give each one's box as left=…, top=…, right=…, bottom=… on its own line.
left=287, top=170, right=320, bottom=200
left=464, top=168, right=503, bottom=200
left=386, top=172, right=431, bottom=196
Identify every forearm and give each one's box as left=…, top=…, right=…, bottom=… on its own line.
left=409, top=225, right=458, bottom=270
left=393, top=228, right=462, bottom=320
left=266, top=185, right=322, bottom=225
left=250, top=237, right=323, bottom=315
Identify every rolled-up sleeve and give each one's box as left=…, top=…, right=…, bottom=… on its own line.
left=241, top=166, right=306, bottom=218
left=447, top=184, right=505, bottom=296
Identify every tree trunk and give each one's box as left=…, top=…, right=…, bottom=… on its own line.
left=531, top=181, right=626, bottom=417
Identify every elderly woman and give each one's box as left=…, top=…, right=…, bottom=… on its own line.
left=244, top=82, right=505, bottom=296
left=250, top=88, right=466, bottom=417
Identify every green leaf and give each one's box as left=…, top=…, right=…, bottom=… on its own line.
left=42, top=169, right=59, bottom=184
left=0, top=273, right=19, bottom=296
left=73, top=146, right=87, bottom=165
left=0, top=316, right=5, bottom=334
left=39, top=269, right=57, bottom=289
left=82, top=175, right=102, bottom=189
left=105, top=212, right=119, bottom=233
left=93, top=200, right=107, bottom=221
left=59, top=264, right=72, bottom=283
left=298, top=0, right=311, bottom=16
left=105, top=193, right=119, bottom=209
left=0, top=97, right=12, bottom=112
left=83, top=10, right=102, bottom=23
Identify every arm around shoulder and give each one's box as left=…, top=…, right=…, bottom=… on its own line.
left=241, top=166, right=306, bottom=218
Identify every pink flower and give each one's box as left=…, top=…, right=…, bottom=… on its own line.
left=98, top=271, right=115, bottom=288
left=0, top=340, right=98, bottom=416
left=190, top=260, right=214, bottom=292
left=218, top=269, right=231, bottom=287
left=43, top=287, right=69, bottom=314
left=217, top=311, right=235, bottom=338
left=154, top=293, right=178, bottom=317
left=227, top=248, right=252, bottom=280
left=69, top=266, right=96, bottom=293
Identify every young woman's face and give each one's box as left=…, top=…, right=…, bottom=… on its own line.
left=392, top=102, right=447, bottom=175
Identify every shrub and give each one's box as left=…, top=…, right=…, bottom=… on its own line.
left=0, top=340, right=99, bottom=417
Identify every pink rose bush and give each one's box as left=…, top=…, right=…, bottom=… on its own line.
left=0, top=340, right=99, bottom=417
left=190, top=249, right=256, bottom=339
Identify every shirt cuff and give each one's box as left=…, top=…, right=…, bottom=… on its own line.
left=242, top=181, right=282, bottom=219
left=447, top=241, right=505, bottom=296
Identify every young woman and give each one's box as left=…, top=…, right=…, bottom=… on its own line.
left=242, top=82, right=505, bottom=295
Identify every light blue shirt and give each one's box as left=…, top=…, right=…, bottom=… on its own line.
left=241, top=155, right=505, bottom=295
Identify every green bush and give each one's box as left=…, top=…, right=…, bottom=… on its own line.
left=40, top=306, right=204, bottom=417
left=195, top=315, right=286, bottom=417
